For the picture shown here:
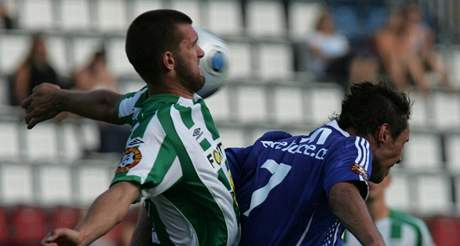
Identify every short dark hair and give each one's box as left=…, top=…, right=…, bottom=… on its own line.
left=337, top=82, right=411, bottom=138
left=125, top=9, right=192, bottom=84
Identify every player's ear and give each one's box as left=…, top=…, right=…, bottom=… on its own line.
left=162, top=51, right=175, bottom=71
left=376, top=123, right=391, bottom=144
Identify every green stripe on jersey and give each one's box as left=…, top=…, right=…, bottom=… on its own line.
left=200, top=138, right=211, bottom=151
left=198, top=100, right=220, bottom=140
left=145, top=137, right=178, bottom=189
left=390, top=220, right=402, bottom=239
left=389, top=209, right=425, bottom=246
left=175, top=104, right=195, bottom=129
left=130, top=113, right=156, bottom=139
left=157, top=107, right=229, bottom=245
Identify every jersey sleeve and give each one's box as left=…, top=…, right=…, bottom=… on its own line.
left=111, top=112, right=182, bottom=198
left=116, top=86, right=148, bottom=126
left=322, top=136, right=372, bottom=198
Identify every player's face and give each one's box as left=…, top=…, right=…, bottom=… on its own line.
left=174, top=24, right=205, bottom=93
left=370, top=127, right=410, bottom=183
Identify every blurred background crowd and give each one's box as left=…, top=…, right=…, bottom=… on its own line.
left=1, top=0, right=460, bottom=245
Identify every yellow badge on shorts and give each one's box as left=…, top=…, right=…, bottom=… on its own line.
left=117, top=147, right=142, bottom=173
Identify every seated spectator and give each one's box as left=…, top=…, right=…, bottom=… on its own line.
left=306, top=9, right=351, bottom=85
left=0, top=1, right=16, bottom=29
left=375, top=5, right=448, bottom=93
left=73, top=48, right=129, bottom=154
left=10, top=33, right=61, bottom=105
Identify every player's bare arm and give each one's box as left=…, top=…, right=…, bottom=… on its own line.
left=42, top=182, right=139, bottom=246
left=329, top=182, right=384, bottom=246
left=22, top=82, right=123, bottom=129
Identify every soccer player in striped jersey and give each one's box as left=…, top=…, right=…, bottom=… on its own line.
left=343, top=175, right=434, bottom=245
left=39, top=10, right=239, bottom=246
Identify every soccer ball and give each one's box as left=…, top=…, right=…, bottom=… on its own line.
left=195, top=28, right=229, bottom=98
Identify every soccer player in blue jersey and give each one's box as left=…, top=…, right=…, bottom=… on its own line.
left=222, top=82, right=410, bottom=245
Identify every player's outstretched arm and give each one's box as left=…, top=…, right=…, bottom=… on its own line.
left=22, top=83, right=123, bottom=129
left=41, top=182, right=140, bottom=246
left=329, top=182, right=384, bottom=246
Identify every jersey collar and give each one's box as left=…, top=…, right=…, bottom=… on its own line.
left=326, top=120, right=350, bottom=137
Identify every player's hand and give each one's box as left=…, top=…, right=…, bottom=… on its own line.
left=21, top=83, right=63, bottom=129
left=41, top=228, right=84, bottom=246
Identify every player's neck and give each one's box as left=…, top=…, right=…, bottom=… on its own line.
left=367, top=198, right=389, bottom=221
left=147, top=80, right=194, bottom=99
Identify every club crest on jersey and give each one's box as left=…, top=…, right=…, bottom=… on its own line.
left=117, top=147, right=142, bottom=173
left=127, top=137, right=144, bottom=147
left=351, top=163, right=368, bottom=180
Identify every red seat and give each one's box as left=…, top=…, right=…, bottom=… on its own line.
left=10, top=206, right=48, bottom=246
left=0, top=207, right=9, bottom=245
left=49, top=206, right=81, bottom=229
left=427, top=216, right=460, bottom=246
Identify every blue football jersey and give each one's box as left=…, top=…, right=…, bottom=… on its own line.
left=225, top=120, right=372, bottom=246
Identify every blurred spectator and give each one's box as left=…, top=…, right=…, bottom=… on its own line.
left=306, top=9, right=351, bottom=86
left=343, top=176, right=434, bottom=245
left=326, top=0, right=388, bottom=45
left=0, top=1, right=16, bottom=29
left=73, top=48, right=129, bottom=154
left=10, top=33, right=61, bottom=105
left=375, top=5, right=449, bottom=92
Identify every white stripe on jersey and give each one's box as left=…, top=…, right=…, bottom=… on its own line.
left=363, top=140, right=370, bottom=172
left=127, top=114, right=168, bottom=185
left=332, top=223, right=340, bottom=245
left=169, top=105, right=239, bottom=246
left=152, top=195, right=199, bottom=245
left=296, top=211, right=316, bottom=246
left=354, top=138, right=363, bottom=165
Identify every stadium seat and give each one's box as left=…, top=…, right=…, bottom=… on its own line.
left=131, top=0, right=163, bottom=20
left=21, top=0, right=54, bottom=30
left=205, top=87, right=231, bottom=121
left=0, top=207, right=9, bottom=245
left=170, top=0, right=202, bottom=26
left=9, top=206, right=48, bottom=245
left=227, top=42, right=252, bottom=79
left=219, top=128, right=246, bottom=148
left=107, top=37, right=134, bottom=77
left=95, top=0, right=128, bottom=32
left=0, top=164, right=34, bottom=204
left=415, top=175, right=452, bottom=214
left=427, top=216, right=460, bottom=246
left=0, top=121, right=20, bottom=159
left=247, top=1, right=284, bottom=37
left=309, top=86, right=342, bottom=124
left=289, top=2, right=322, bottom=39
left=46, top=36, right=70, bottom=74
left=59, top=0, right=91, bottom=30
left=408, top=91, right=430, bottom=128
left=236, top=85, right=267, bottom=122
left=432, top=91, right=460, bottom=130
left=38, top=165, right=72, bottom=205
left=257, top=43, right=293, bottom=80
left=445, top=134, right=460, bottom=171
left=49, top=206, right=81, bottom=229
left=385, top=172, right=411, bottom=210
left=60, top=123, right=83, bottom=161
left=0, top=34, right=30, bottom=74
left=78, top=165, right=111, bottom=205
left=24, top=122, right=58, bottom=160
left=207, top=0, right=242, bottom=35
left=404, top=132, right=441, bottom=170
left=273, top=86, right=304, bottom=124
left=69, top=36, right=103, bottom=69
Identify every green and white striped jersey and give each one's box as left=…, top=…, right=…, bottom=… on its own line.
left=113, top=87, right=240, bottom=246
left=343, top=209, right=434, bottom=246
